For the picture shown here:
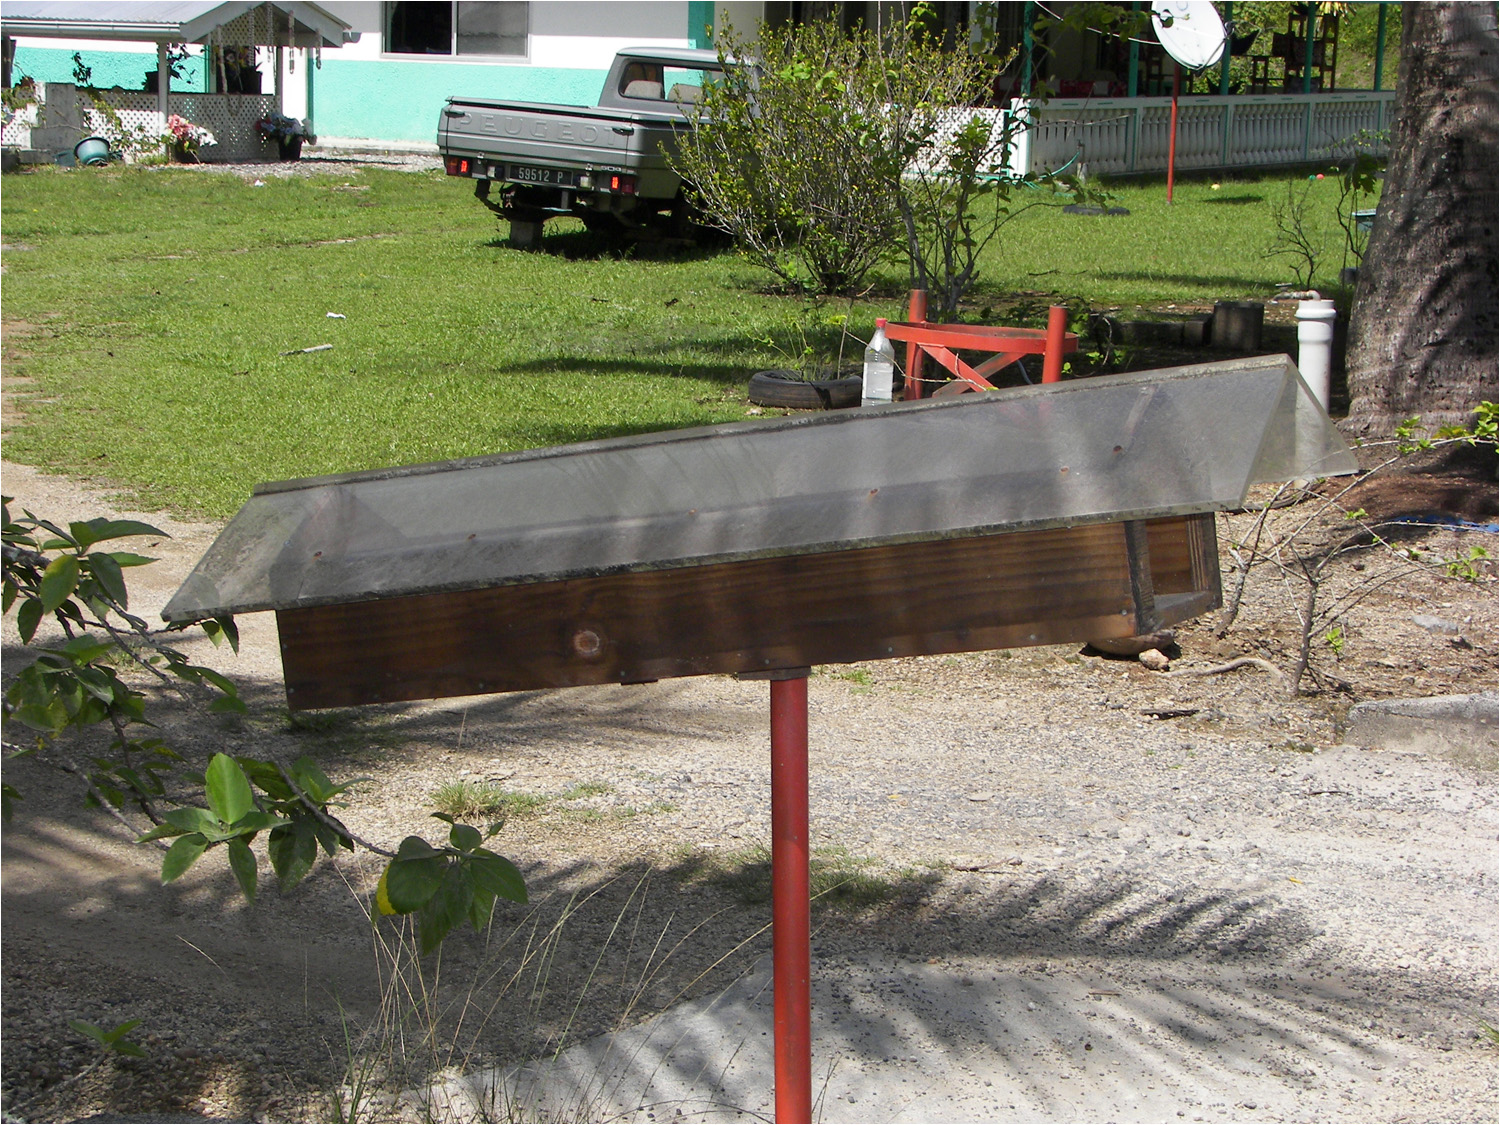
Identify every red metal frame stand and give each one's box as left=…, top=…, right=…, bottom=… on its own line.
left=880, top=310, right=1079, bottom=397
left=904, top=289, right=928, bottom=401
left=769, top=673, right=812, bottom=1124
left=1042, top=304, right=1069, bottom=383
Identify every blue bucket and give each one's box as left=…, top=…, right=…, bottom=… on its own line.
left=74, top=136, right=111, bottom=166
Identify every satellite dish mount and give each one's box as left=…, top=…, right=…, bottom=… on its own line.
left=1151, top=1, right=1228, bottom=203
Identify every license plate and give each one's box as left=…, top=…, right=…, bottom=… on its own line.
left=507, top=164, right=577, bottom=187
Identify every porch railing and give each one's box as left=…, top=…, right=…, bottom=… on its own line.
left=1005, top=91, right=1396, bottom=177
left=2, top=82, right=276, bottom=162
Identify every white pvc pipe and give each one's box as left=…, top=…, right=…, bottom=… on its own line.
left=1296, top=298, right=1338, bottom=412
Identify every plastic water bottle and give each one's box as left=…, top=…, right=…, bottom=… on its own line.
left=862, top=321, right=896, bottom=406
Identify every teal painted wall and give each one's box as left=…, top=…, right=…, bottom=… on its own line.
left=12, top=45, right=205, bottom=92
left=312, top=59, right=606, bottom=143
left=687, top=1, right=715, bottom=47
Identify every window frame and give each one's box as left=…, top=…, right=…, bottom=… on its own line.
left=382, top=1, right=530, bottom=62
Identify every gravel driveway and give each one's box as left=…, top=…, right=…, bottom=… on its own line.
left=1, top=447, right=1496, bottom=1121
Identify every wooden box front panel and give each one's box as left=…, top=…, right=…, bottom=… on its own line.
left=277, top=515, right=1220, bottom=710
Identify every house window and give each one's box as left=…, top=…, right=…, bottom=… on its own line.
left=385, top=2, right=528, bottom=58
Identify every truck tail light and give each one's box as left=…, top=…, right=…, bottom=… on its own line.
left=445, top=155, right=472, bottom=177
left=608, top=173, right=637, bottom=195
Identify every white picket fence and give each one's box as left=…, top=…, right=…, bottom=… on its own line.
left=1004, top=91, right=1397, bottom=177
left=2, top=82, right=276, bottom=162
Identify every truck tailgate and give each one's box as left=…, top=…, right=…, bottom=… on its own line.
left=439, top=100, right=684, bottom=168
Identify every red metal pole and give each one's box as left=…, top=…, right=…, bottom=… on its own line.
left=1042, top=305, right=1068, bottom=383
left=769, top=674, right=812, bottom=1125
left=1167, top=62, right=1181, bottom=204
left=904, top=288, right=927, bottom=401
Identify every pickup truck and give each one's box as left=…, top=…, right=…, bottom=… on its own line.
left=437, top=47, right=729, bottom=246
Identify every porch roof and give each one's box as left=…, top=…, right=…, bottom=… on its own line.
left=0, top=2, right=357, bottom=48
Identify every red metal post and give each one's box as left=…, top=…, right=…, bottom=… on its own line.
left=1042, top=305, right=1069, bottom=383
left=769, top=674, right=812, bottom=1124
left=1167, top=62, right=1181, bottom=204
left=904, top=288, right=927, bottom=401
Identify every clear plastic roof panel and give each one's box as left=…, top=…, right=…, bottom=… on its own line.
left=163, top=355, right=1356, bottom=622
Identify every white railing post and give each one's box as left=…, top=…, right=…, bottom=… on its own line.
left=155, top=42, right=169, bottom=121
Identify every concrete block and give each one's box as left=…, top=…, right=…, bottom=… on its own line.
left=1344, top=693, right=1498, bottom=770
left=1182, top=315, right=1213, bottom=347
left=1211, top=301, right=1264, bottom=350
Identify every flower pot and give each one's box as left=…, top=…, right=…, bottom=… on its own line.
left=171, top=142, right=196, bottom=163
left=73, top=136, right=111, bottom=166
left=277, top=136, right=303, bottom=161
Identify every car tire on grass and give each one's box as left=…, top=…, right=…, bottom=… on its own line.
left=747, top=370, right=862, bottom=410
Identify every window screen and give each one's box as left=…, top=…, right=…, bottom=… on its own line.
left=457, top=2, right=528, bottom=56
left=386, top=2, right=527, bottom=57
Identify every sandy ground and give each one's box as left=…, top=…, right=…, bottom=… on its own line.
left=1, top=452, right=1497, bottom=1123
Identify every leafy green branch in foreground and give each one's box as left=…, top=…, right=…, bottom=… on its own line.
left=2, top=496, right=525, bottom=952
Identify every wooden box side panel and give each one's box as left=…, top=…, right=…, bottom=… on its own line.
left=279, top=522, right=1151, bottom=709
left=1144, top=513, right=1222, bottom=623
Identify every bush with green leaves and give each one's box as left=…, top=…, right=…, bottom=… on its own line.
left=673, top=16, right=908, bottom=295
left=2, top=497, right=525, bottom=952
left=674, top=7, right=1087, bottom=315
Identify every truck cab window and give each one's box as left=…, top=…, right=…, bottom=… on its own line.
left=619, top=62, right=665, bottom=100
left=386, top=2, right=528, bottom=58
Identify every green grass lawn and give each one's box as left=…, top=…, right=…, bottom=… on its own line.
left=0, top=163, right=1363, bottom=520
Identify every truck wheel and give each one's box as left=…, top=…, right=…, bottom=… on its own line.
left=580, top=212, right=630, bottom=243
left=669, top=195, right=730, bottom=246
left=747, top=369, right=862, bottom=410
left=509, top=219, right=545, bottom=249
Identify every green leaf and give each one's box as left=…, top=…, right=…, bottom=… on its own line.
left=417, top=863, right=474, bottom=954
left=39, top=555, right=80, bottom=614
left=137, top=821, right=187, bottom=843
left=102, top=1018, right=143, bottom=1043
left=267, top=816, right=319, bottom=890
left=195, top=666, right=239, bottom=697
left=56, top=635, right=116, bottom=664
left=469, top=852, right=528, bottom=903
left=383, top=850, right=444, bottom=914
left=201, top=615, right=240, bottom=653
left=110, top=1038, right=148, bottom=1059
left=395, top=835, right=442, bottom=861
left=467, top=885, right=496, bottom=931
left=238, top=758, right=293, bottom=800
left=69, top=1019, right=109, bottom=1045
left=228, top=810, right=288, bottom=836
left=290, top=757, right=334, bottom=803
left=162, top=805, right=221, bottom=837
left=312, top=816, right=346, bottom=855
left=106, top=551, right=157, bottom=569
left=205, top=753, right=254, bottom=825
left=449, top=823, right=483, bottom=852
left=227, top=837, right=257, bottom=901
left=86, top=551, right=128, bottom=608
left=70, top=518, right=167, bottom=548
left=16, top=597, right=43, bottom=644
left=161, top=834, right=208, bottom=882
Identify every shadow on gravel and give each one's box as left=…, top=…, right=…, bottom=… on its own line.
left=2, top=663, right=1487, bottom=1122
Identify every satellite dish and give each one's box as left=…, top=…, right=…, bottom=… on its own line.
left=1152, top=0, right=1227, bottom=71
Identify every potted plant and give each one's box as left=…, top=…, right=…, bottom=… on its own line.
left=163, top=114, right=215, bottom=162
left=255, top=112, right=313, bottom=161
